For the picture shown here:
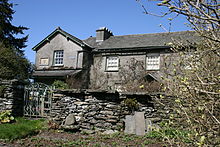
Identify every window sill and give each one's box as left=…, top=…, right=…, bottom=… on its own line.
left=146, top=69, right=160, bottom=71
left=105, top=70, right=119, bottom=72
left=52, top=65, right=64, bottom=67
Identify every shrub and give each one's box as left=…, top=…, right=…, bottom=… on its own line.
left=123, top=98, right=139, bottom=113
left=0, top=110, right=14, bottom=124
left=52, top=80, right=68, bottom=89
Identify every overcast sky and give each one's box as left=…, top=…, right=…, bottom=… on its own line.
left=11, top=0, right=190, bottom=63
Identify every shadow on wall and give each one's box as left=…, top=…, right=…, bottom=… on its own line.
left=66, top=69, right=90, bottom=89
left=0, top=79, right=25, bottom=116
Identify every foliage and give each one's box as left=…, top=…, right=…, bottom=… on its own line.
left=0, top=0, right=31, bottom=80
left=136, top=0, right=220, bottom=146
left=0, top=117, right=45, bottom=140
left=161, top=42, right=220, bottom=146
left=0, top=0, right=28, bottom=52
left=52, top=80, right=69, bottom=89
left=0, top=44, right=32, bottom=80
left=145, top=124, right=193, bottom=145
left=0, top=110, right=14, bottom=124
left=137, top=0, right=219, bottom=41
left=123, top=98, right=139, bottom=113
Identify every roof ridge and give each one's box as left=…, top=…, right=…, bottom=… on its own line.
left=59, top=28, right=92, bottom=47
left=32, top=27, right=92, bottom=50
left=83, top=30, right=195, bottom=41
left=112, top=30, right=194, bottom=37
left=57, top=27, right=84, bottom=43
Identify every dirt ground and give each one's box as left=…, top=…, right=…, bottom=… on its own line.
left=0, top=130, right=167, bottom=147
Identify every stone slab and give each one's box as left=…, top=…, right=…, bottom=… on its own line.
left=135, top=112, right=145, bottom=136
left=124, top=115, right=135, bottom=134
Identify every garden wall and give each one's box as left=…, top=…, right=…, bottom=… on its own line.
left=0, top=79, right=174, bottom=133
left=0, top=79, right=25, bottom=116
left=49, top=90, right=171, bottom=133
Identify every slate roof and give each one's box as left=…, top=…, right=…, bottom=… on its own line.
left=33, top=27, right=199, bottom=51
left=84, top=31, right=200, bottom=50
left=33, top=27, right=90, bottom=51
left=33, top=70, right=81, bottom=77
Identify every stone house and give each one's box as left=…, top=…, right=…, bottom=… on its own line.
left=32, top=27, right=92, bottom=88
left=32, top=27, right=198, bottom=90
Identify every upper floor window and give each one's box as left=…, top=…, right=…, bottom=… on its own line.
left=146, top=54, right=160, bottom=70
left=54, top=50, right=64, bottom=66
left=106, top=56, right=119, bottom=71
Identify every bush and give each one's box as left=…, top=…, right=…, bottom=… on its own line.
left=0, top=110, right=14, bottom=124
left=52, top=80, right=68, bottom=89
left=123, top=98, right=139, bottom=113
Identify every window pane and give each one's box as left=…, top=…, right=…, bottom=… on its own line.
left=54, top=50, right=64, bottom=65
left=146, top=54, right=160, bottom=70
left=106, top=56, right=119, bottom=71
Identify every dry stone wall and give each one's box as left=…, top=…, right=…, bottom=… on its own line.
left=0, top=79, right=25, bottom=116
left=0, top=80, right=172, bottom=133
left=49, top=90, right=160, bottom=133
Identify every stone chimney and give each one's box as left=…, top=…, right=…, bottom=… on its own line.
left=96, top=27, right=113, bottom=42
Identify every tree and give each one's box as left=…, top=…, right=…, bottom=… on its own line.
left=136, top=0, right=219, bottom=42
left=0, top=0, right=28, bottom=52
left=136, top=0, right=220, bottom=146
left=0, top=43, right=31, bottom=80
left=0, top=0, right=31, bottom=80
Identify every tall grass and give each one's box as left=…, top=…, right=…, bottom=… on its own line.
left=0, top=117, right=46, bottom=140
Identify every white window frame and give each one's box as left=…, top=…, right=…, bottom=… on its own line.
left=146, top=53, right=160, bottom=70
left=106, top=56, right=119, bottom=71
left=54, top=50, right=64, bottom=66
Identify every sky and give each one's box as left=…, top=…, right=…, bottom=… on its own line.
left=11, top=0, right=190, bottom=63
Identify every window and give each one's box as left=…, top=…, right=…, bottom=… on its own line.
left=146, top=54, right=160, bottom=70
left=39, top=58, right=49, bottom=66
left=54, top=50, right=64, bottom=66
left=106, top=56, right=119, bottom=71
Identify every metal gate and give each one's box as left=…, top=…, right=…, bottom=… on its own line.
left=24, top=83, right=53, bottom=117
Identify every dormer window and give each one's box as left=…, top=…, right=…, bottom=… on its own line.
left=54, top=50, right=64, bottom=66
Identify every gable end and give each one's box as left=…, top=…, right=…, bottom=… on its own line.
left=32, top=27, right=91, bottom=51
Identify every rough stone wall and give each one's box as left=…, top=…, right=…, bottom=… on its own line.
left=49, top=90, right=157, bottom=133
left=90, top=49, right=173, bottom=91
left=0, top=79, right=25, bottom=116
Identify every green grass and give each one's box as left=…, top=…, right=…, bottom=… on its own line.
left=0, top=117, right=46, bottom=140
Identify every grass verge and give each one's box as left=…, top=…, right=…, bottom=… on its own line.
left=0, top=117, right=45, bottom=140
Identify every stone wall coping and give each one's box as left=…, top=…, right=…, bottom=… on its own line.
left=52, top=89, right=164, bottom=98
left=120, top=92, right=164, bottom=96
left=53, top=89, right=118, bottom=94
left=0, top=79, right=28, bottom=85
